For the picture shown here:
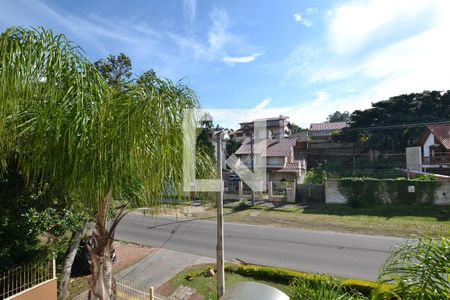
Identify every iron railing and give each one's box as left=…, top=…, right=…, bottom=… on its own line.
left=423, top=154, right=450, bottom=165
left=0, top=259, right=55, bottom=299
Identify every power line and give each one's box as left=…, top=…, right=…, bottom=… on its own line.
left=341, top=120, right=450, bottom=132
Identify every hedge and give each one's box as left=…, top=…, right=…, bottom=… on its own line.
left=337, top=177, right=441, bottom=207
left=223, top=264, right=395, bottom=298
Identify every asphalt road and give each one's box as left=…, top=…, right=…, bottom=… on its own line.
left=115, top=213, right=403, bottom=281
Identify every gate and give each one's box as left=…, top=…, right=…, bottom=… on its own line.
left=297, top=184, right=325, bottom=203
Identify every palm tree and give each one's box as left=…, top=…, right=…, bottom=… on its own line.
left=0, top=27, right=211, bottom=299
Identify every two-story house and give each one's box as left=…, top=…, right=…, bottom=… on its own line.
left=232, top=116, right=305, bottom=183
left=419, top=124, right=450, bottom=174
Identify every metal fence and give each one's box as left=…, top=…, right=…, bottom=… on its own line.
left=297, top=184, right=325, bottom=203
left=271, top=181, right=294, bottom=196
left=116, top=281, right=162, bottom=300
left=0, top=259, right=55, bottom=299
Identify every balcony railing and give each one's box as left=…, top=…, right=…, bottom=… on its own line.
left=423, top=155, right=450, bottom=165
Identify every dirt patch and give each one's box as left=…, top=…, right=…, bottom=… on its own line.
left=113, top=241, right=154, bottom=273
left=156, top=280, right=175, bottom=297
left=159, top=205, right=206, bottom=217
left=68, top=241, right=153, bottom=299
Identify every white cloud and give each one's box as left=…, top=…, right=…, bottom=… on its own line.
left=284, top=0, right=450, bottom=92
left=208, top=7, right=231, bottom=54
left=301, top=19, right=312, bottom=28
left=305, top=7, right=318, bottom=15
left=183, top=0, right=197, bottom=26
left=280, top=0, right=450, bottom=126
left=0, top=1, right=259, bottom=78
left=222, top=54, right=261, bottom=65
left=294, top=13, right=302, bottom=22
left=294, top=12, right=312, bottom=27
left=175, top=6, right=260, bottom=64
left=203, top=92, right=353, bottom=129
left=254, top=98, right=271, bottom=109
left=327, top=0, right=437, bottom=55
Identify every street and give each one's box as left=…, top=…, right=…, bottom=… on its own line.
left=115, top=213, right=403, bottom=281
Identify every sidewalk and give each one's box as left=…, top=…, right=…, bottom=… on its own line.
left=116, top=248, right=214, bottom=290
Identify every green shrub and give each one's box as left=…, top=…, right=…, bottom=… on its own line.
left=224, top=264, right=394, bottom=298
left=385, top=179, right=441, bottom=205
left=304, top=168, right=327, bottom=184
left=342, top=279, right=396, bottom=298
left=337, top=178, right=441, bottom=206
left=288, top=277, right=367, bottom=300
left=338, top=178, right=383, bottom=207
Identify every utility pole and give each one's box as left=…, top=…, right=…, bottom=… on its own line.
left=250, top=132, right=255, bottom=206
left=216, top=133, right=225, bottom=298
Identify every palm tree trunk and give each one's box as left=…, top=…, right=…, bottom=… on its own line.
left=89, top=243, right=115, bottom=299
left=58, top=224, right=89, bottom=300
left=87, top=188, right=127, bottom=300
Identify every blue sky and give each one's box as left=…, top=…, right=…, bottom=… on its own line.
left=1, top=0, right=449, bottom=127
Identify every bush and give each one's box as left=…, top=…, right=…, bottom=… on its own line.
left=224, top=264, right=394, bottom=298
left=337, top=178, right=441, bottom=206
left=338, top=178, right=383, bottom=207
left=304, top=168, right=327, bottom=185
left=288, top=277, right=367, bottom=300
left=342, top=279, right=395, bottom=298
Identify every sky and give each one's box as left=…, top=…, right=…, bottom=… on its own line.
left=1, top=0, right=450, bottom=128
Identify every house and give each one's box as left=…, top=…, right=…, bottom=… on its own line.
left=231, top=115, right=290, bottom=142
left=291, top=129, right=308, bottom=161
left=420, top=124, right=450, bottom=172
left=309, top=121, right=348, bottom=141
left=307, top=121, right=354, bottom=168
left=232, top=116, right=305, bottom=183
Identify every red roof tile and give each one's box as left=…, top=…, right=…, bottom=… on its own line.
left=235, top=138, right=296, bottom=157
left=428, top=125, right=450, bottom=150
left=310, top=121, right=348, bottom=131
left=272, top=161, right=301, bottom=174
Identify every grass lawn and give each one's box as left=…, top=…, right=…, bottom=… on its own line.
left=168, top=264, right=290, bottom=300
left=187, top=203, right=450, bottom=237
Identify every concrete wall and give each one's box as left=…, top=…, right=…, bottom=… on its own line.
left=325, top=179, right=450, bottom=205
left=12, top=279, right=57, bottom=300
left=406, top=146, right=422, bottom=171
left=324, top=180, right=347, bottom=204
left=435, top=183, right=450, bottom=205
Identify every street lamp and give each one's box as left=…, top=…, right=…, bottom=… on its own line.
left=215, top=130, right=229, bottom=299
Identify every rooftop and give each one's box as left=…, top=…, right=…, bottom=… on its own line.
left=235, top=138, right=297, bottom=157
left=310, top=121, right=348, bottom=131
left=427, top=124, right=450, bottom=149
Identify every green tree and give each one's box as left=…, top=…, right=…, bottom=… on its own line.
left=226, top=133, right=242, bottom=159
left=94, top=53, right=132, bottom=88
left=289, top=122, right=303, bottom=134
left=337, top=91, right=450, bottom=152
left=327, top=111, right=351, bottom=122
left=0, top=27, right=211, bottom=299
left=196, top=112, right=215, bottom=162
